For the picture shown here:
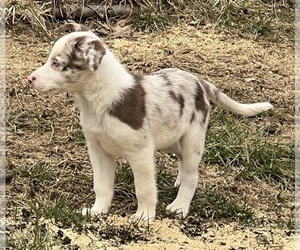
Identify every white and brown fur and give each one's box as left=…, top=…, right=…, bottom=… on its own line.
left=28, top=24, right=273, bottom=222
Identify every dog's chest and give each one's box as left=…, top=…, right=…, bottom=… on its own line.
left=79, top=112, right=129, bottom=156
left=83, top=125, right=125, bottom=156
left=95, top=132, right=125, bottom=156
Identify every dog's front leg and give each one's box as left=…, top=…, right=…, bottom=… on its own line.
left=128, top=145, right=157, bottom=222
left=82, top=135, right=115, bottom=216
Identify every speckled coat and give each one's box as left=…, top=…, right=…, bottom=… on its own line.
left=28, top=24, right=273, bottom=222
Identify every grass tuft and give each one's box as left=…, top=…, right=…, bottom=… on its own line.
left=86, top=217, right=152, bottom=246
left=72, top=124, right=86, bottom=146
left=6, top=0, right=53, bottom=36
left=5, top=0, right=294, bottom=40
left=42, top=202, right=86, bottom=230
left=190, top=191, right=254, bottom=222
left=205, top=109, right=294, bottom=186
left=131, top=8, right=173, bottom=32
left=131, top=0, right=294, bottom=39
left=7, top=202, right=60, bottom=250
left=7, top=200, right=153, bottom=249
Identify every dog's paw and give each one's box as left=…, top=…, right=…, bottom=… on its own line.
left=166, top=201, right=189, bottom=218
left=82, top=207, right=91, bottom=216
left=81, top=205, right=109, bottom=217
left=131, top=209, right=155, bottom=223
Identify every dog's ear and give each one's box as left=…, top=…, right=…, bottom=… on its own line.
left=74, top=36, right=106, bottom=72
left=55, top=22, right=91, bottom=33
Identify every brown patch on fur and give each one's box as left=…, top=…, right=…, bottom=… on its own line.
left=62, top=51, right=86, bottom=71
left=154, top=71, right=173, bottom=86
left=109, top=75, right=146, bottom=130
left=62, top=37, right=106, bottom=72
left=162, top=73, right=173, bottom=86
left=74, top=36, right=86, bottom=50
left=199, top=78, right=219, bottom=106
left=200, top=78, right=210, bottom=94
left=90, top=40, right=105, bottom=52
left=79, top=37, right=106, bottom=71
left=178, top=95, right=185, bottom=115
left=61, top=37, right=87, bottom=71
left=194, top=81, right=209, bottom=123
left=169, top=91, right=185, bottom=116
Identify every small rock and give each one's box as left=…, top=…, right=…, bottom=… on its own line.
left=57, top=229, right=64, bottom=238
left=21, top=208, right=31, bottom=219
left=62, top=236, right=71, bottom=245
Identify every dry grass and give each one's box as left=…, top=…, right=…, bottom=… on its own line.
left=6, top=0, right=53, bottom=35
left=5, top=0, right=294, bottom=41
left=5, top=1, right=295, bottom=249
left=6, top=22, right=295, bottom=248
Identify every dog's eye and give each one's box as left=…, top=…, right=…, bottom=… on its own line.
left=52, top=59, right=60, bottom=69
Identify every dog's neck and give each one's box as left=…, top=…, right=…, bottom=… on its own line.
left=75, top=49, right=135, bottom=118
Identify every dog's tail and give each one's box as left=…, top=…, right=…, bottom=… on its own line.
left=200, top=78, right=273, bottom=117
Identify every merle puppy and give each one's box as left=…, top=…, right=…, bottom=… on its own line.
left=28, top=24, right=273, bottom=222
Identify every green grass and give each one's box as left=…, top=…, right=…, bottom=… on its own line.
left=6, top=162, right=55, bottom=193
left=6, top=200, right=153, bottom=249
left=6, top=110, right=32, bottom=134
left=6, top=1, right=294, bottom=246
left=190, top=191, right=254, bottom=221
left=7, top=203, right=60, bottom=250
left=7, top=200, right=89, bottom=250
left=7, top=201, right=87, bottom=249
left=111, top=162, right=254, bottom=225
left=6, top=107, right=294, bottom=246
left=205, top=109, right=294, bottom=186
left=6, top=0, right=294, bottom=40
left=72, top=123, right=86, bottom=146
left=131, top=8, right=174, bottom=32
left=131, top=0, right=294, bottom=40
left=18, top=163, right=53, bottom=184
left=6, top=116, right=294, bottom=247
left=207, top=0, right=276, bottom=36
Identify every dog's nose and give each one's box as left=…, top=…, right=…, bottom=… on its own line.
left=27, top=76, right=36, bottom=84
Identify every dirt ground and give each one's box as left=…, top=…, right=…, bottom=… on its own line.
left=6, top=21, right=294, bottom=249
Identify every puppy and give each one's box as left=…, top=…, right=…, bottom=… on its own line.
left=28, top=24, right=273, bottom=222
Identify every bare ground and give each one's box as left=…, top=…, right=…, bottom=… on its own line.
left=6, top=22, right=294, bottom=249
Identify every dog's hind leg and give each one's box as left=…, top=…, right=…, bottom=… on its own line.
left=128, top=144, right=157, bottom=222
left=166, top=142, right=183, bottom=188
left=166, top=118, right=208, bottom=217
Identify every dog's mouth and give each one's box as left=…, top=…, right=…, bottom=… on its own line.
left=43, top=88, right=63, bottom=95
left=33, top=86, right=61, bottom=95
left=33, top=84, right=62, bottom=95
left=30, top=80, right=63, bottom=94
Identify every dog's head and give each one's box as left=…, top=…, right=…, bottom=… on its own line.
left=27, top=30, right=106, bottom=94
